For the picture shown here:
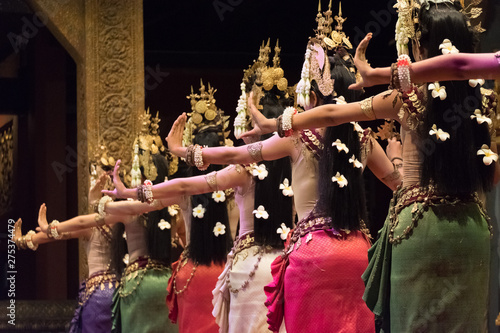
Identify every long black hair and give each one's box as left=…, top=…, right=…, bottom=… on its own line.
left=110, top=153, right=173, bottom=279
left=417, top=2, right=494, bottom=194
left=253, top=88, right=294, bottom=249
left=315, top=52, right=368, bottom=231
left=188, top=129, right=232, bottom=266
left=146, top=154, right=173, bottom=263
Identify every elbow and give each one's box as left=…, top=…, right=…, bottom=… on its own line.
left=220, top=148, right=240, bottom=165
left=177, top=181, right=190, bottom=196
left=325, top=113, right=340, bottom=127
left=449, top=56, right=468, bottom=80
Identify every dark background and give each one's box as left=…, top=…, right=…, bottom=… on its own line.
left=0, top=0, right=498, bottom=303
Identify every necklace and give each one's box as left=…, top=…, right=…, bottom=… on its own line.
left=172, top=255, right=197, bottom=295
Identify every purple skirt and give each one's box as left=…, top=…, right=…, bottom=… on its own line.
left=69, top=272, right=116, bottom=333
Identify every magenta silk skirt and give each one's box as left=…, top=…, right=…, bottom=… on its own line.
left=266, top=230, right=375, bottom=333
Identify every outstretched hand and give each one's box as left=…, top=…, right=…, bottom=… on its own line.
left=13, top=218, right=22, bottom=243
left=37, top=203, right=48, bottom=233
left=101, top=160, right=129, bottom=198
left=240, top=92, right=277, bottom=139
left=349, top=33, right=376, bottom=90
left=89, top=172, right=109, bottom=203
left=166, top=113, right=187, bottom=157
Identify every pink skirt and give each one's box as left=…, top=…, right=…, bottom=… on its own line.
left=266, top=230, right=375, bottom=333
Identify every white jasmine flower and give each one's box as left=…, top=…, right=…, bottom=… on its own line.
left=276, top=223, right=290, bottom=240
left=349, top=155, right=363, bottom=169
left=469, top=79, right=485, bottom=88
left=477, top=144, right=498, bottom=165
left=429, top=124, right=450, bottom=142
left=428, top=82, right=447, bottom=100
left=122, top=232, right=127, bottom=240
left=213, top=222, right=226, bottom=237
left=252, top=205, right=269, bottom=219
left=334, top=96, right=347, bottom=104
left=123, top=254, right=129, bottom=265
left=350, top=122, right=364, bottom=133
left=192, top=204, right=206, bottom=219
left=439, top=39, right=459, bottom=55
left=470, top=109, right=492, bottom=126
left=332, top=139, right=349, bottom=154
left=158, top=219, right=171, bottom=230
left=212, top=191, right=226, bottom=203
left=332, top=172, right=348, bottom=188
left=279, top=178, right=294, bottom=197
left=252, top=164, right=268, bottom=180
left=168, top=205, right=179, bottom=216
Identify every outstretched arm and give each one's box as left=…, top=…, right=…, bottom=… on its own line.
left=13, top=218, right=92, bottom=250
left=103, top=160, right=251, bottom=204
left=349, top=34, right=500, bottom=89
left=244, top=90, right=402, bottom=137
left=37, top=203, right=130, bottom=234
left=166, top=111, right=295, bottom=166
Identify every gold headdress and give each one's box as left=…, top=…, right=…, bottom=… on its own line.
left=297, top=0, right=351, bottom=108
left=234, top=40, right=293, bottom=138
left=183, top=80, right=232, bottom=147
left=394, top=0, right=484, bottom=56
left=130, top=108, right=178, bottom=187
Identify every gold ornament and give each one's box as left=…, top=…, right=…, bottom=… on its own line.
left=205, top=109, right=216, bottom=121
left=195, top=101, right=208, bottom=114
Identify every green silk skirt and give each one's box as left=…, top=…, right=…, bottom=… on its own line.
left=112, top=263, right=179, bottom=333
left=364, top=190, right=490, bottom=332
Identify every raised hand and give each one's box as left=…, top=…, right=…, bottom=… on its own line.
left=386, top=137, right=403, bottom=162
left=240, top=92, right=277, bottom=138
left=13, top=218, right=22, bottom=243
left=89, top=172, right=109, bottom=203
left=166, top=113, right=187, bottom=157
left=348, top=33, right=376, bottom=90
left=101, top=160, right=128, bottom=198
left=37, top=203, right=49, bottom=233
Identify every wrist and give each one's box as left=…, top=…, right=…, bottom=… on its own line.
left=171, top=146, right=186, bottom=158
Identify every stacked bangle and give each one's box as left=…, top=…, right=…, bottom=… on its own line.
left=98, top=195, right=113, bottom=219
left=25, top=230, right=38, bottom=251
left=143, top=180, right=154, bottom=204
left=136, top=181, right=155, bottom=205
left=16, top=235, right=27, bottom=250
left=397, top=54, right=412, bottom=93
left=281, top=107, right=297, bottom=137
left=185, top=145, right=195, bottom=166
left=47, top=220, right=63, bottom=240
left=185, top=144, right=209, bottom=171
left=193, top=145, right=208, bottom=171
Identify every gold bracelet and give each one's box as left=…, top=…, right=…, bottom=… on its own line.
left=247, top=142, right=263, bottom=161
left=204, top=172, right=218, bottom=192
left=25, top=230, right=38, bottom=251
left=360, top=97, right=376, bottom=120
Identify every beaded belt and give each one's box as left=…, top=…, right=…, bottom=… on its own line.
left=80, top=270, right=117, bottom=306
left=283, top=211, right=342, bottom=256
left=388, top=184, right=492, bottom=244
left=119, top=256, right=170, bottom=298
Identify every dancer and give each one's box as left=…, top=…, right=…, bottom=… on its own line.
left=104, top=82, right=233, bottom=333
left=163, top=4, right=400, bottom=332
left=13, top=172, right=120, bottom=333
left=243, top=1, right=499, bottom=331
left=110, top=111, right=179, bottom=333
